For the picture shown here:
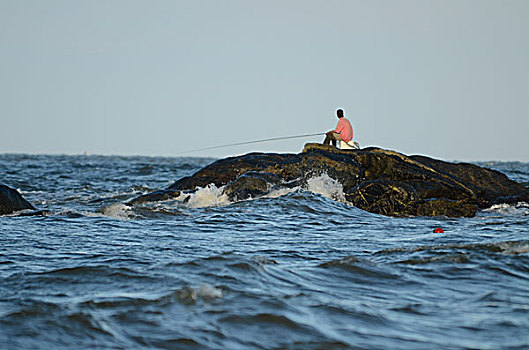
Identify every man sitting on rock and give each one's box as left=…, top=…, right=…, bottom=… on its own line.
left=323, top=109, right=354, bottom=147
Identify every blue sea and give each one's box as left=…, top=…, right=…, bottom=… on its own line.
left=1, top=154, right=528, bottom=349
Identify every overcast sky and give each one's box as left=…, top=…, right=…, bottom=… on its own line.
left=1, top=0, right=528, bottom=161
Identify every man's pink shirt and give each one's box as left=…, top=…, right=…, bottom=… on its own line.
left=334, top=118, right=353, bottom=142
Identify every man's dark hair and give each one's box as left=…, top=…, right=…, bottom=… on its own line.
left=337, top=109, right=344, bottom=118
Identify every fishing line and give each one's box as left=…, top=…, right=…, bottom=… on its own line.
left=175, top=132, right=326, bottom=155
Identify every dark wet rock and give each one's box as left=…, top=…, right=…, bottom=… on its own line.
left=223, top=171, right=281, bottom=201
left=168, top=153, right=303, bottom=191
left=126, top=189, right=181, bottom=205
left=345, top=180, right=420, bottom=217
left=0, top=184, right=36, bottom=215
left=410, top=155, right=526, bottom=207
left=127, top=143, right=527, bottom=218
left=491, top=190, right=529, bottom=206
left=299, top=145, right=363, bottom=190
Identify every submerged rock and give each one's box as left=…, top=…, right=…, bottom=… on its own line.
left=0, top=184, right=36, bottom=215
left=127, top=143, right=528, bottom=218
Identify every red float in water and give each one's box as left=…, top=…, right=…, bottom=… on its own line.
left=433, top=227, right=444, bottom=233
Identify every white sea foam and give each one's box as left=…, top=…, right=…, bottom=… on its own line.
left=18, top=189, right=43, bottom=195
left=195, top=284, right=223, bottom=299
left=305, top=173, right=346, bottom=202
left=184, top=184, right=230, bottom=208
left=263, top=186, right=299, bottom=199
left=179, top=284, right=223, bottom=302
left=498, top=241, right=529, bottom=254
left=98, top=203, right=137, bottom=220
left=483, top=202, right=529, bottom=216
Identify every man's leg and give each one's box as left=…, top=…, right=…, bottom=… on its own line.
left=323, top=132, right=332, bottom=145
left=323, top=132, right=342, bottom=146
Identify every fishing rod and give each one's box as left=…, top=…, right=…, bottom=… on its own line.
left=175, top=132, right=326, bottom=155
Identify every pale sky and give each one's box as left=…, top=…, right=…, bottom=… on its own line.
left=1, top=0, right=528, bottom=161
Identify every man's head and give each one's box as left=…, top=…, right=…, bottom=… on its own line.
left=336, top=109, right=344, bottom=118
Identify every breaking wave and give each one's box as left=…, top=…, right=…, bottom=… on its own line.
left=177, top=173, right=347, bottom=209
left=182, top=173, right=345, bottom=207
left=483, top=202, right=529, bottom=216
left=97, top=203, right=138, bottom=220
left=102, top=173, right=349, bottom=215
left=181, top=183, right=230, bottom=208
left=305, top=173, right=346, bottom=203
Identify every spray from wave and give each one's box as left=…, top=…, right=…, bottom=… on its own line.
left=181, top=184, right=230, bottom=208
left=304, top=173, right=346, bottom=203
left=97, top=203, right=138, bottom=220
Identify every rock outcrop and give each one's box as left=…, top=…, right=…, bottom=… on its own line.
left=0, top=184, right=36, bottom=215
left=128, top=144, right=528, bottom=218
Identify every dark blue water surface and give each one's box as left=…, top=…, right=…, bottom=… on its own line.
left=1, top=154, right=528, bottom=349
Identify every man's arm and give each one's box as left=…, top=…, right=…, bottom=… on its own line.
left=334, top=119, right=344, bottom=134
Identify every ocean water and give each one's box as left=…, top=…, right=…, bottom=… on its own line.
left=1, top=154, right=528, bottom=349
